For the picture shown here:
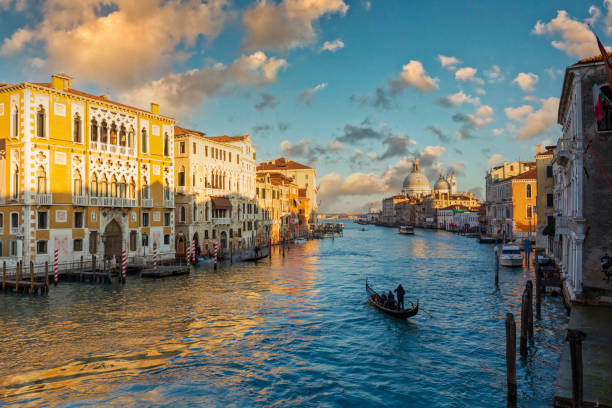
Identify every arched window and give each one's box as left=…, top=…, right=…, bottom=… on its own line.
left=526, top=184, right=532, bottom=198
left=128, top=127, right=134, bottom=148
left=119, top=125, right=126, bottom=147
left=141, top=128, right=148, bottom=153
left=180, top=206, right=186, bottom=223
left=110, top=122, right=117, bottom=145
left=129, top=177, right=136, bottom=199
left=91, top=173, right=98, bottom=197
left=193, top=203, right=197, bottom=222
left=142, top=177, right=149, bottom=199
left=36, top=105, right=45, bottom=138
left=110, top=176, right=117, bottom=197
left=73, top=170, right=82, bottom=195
left=163, top=133, right=169, bottom=156
left=90, top=119, right=98, bottom=142
left=119, top=176, right=127, bottom=198
left=13, top=106, right=18, bottom=138
left=164, top=179, right=170, bottom=200
left=73, top=113, right=81, bottom=143
left=11, top=163, right=19, bottom=199
left=178, top=166, right=185, bottom=187
left=100, top=121, right=108, bottom=144
left=100, top=175, right=108, bottom=197
left=36, top=166, right=47, bottom=194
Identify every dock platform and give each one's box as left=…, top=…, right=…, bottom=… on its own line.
left=141, top=265, right=190, bottom=278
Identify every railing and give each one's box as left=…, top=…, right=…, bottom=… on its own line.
left=89, top=197, right=100, bottom=206
left=36, top=193, right=52, bottom=205
left=142, top=198, right=153, bottom=207
left=73, top=195, right=88, bottom=206
left=89, top=141, right=136, bottom=157
left=164, top=199, right=174, bottom=208
left=9, top=227, right=21, bottom=235
left=213, top=217, right=231, bottom=225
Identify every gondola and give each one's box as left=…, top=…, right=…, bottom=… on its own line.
left=366, top=279, right=418, bottom=319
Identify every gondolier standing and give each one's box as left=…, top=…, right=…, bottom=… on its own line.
left=394, top=284, right=405, bottom=310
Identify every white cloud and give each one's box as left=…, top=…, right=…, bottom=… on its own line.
left=585, top=5, right=601, bottom=25
left=493, top=128, right=504, bottom=136
left=513, top=72, right=539, bottom=92
left=318, top=172, right=388, bottom=202
left=328, top=140, right=344, bottom=151
left=515, top=97, right=560, bottom=140
left=475, top=87, right=486, bottom=95
left=437, top=55, right=461, bottom=70
left=606, top=0, right=612, bottom=35
left=436, top=90, right=480, bottom=107
left=121, top=52, right=288, bottom=117
left=455, top=67, right=484, bottom=85
left=242, top=0, right=349, bottom=52
left=488, top=153, right=505, bottom=167
left=320, top=38, right=344, bottom=52
left=485, top=65, right=504, bottom=83
left=281, top=140, right=310, bottom=156
left=390, top=60, right=439, bottom=93
left=0, top=0, right=230, bottom=90
left=298, top=82, right=327, bottom=105
left=505, top=105, right=534, bottom=121
left=533, top=10, right=597, bottom=58
left=544, top=67, right=563, bottom=80
left=476, top=105, right=494, bottom=117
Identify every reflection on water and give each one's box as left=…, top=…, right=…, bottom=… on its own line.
left=0, top=225, right=567, bottom=407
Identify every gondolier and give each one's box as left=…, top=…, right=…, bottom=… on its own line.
left=365, top=279, right=418, bottom=319
left=394, top=284, right=405, bottom=310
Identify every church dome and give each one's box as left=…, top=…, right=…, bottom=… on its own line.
left=402, top=159, right=431, bottom=197
left=434, top=173, right=450, bottom=193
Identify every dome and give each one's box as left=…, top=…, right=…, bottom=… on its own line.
left=402, top=159, right=431, bottom=197
left=434, top=173, right=450, bottom=193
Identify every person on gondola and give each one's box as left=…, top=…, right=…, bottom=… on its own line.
left=387, top=291, right=395, bottom=309
left=394, top=284, right=405, bottom=310
left=380, top=292, right=387, bottom=306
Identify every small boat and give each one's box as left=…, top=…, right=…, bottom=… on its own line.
left=243, top=254, right=268, bottom=262
left=398, top=225, right=415, bottom=235
left=478, top=235, right=497, bottom=244
left=361, top=227, right=366, bottom=231
left=294, top=237, right=306, bottom=244
left=366, top=279, right=418, bottom=319
left=497, top=244, right=523, bottom=267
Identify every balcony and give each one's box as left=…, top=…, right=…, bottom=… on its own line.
left=36, top=193, right=52, bottom=205
left=89, top=196, right=100, bottom=206
left=555, top=138, right=571, bottom=166
left=142, top=198, right=153, bottom=208
left=10, top=226, right=21, bottom=235
left=164, top=199, right=174, bottom=208
left=213, top=217, right=231, bottom=225
left=73, top=195, right=88, bottom=206
left=100, top=197, right=114, bottom=207
left=90, top=141, right=136, bottom=157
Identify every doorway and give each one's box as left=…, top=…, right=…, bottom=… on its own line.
left=103, top=219, right=122, bottom=261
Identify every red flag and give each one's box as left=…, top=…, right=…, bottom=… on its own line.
left=596, top=34, right=612, bottom=89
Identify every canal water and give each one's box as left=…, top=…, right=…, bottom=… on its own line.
left=0, top=223, right=568, bottom=407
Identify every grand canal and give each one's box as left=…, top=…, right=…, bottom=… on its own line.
left=0, top=223, right=568, bottom=407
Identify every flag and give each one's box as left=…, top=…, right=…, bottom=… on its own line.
left=596, top=34, right=612, bottom=89
left=589, top=75, right=607, bottom=121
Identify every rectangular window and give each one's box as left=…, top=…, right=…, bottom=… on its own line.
left=73, top=239, right=83, bottom=251
left=130, top=230, right=137, bottom=251
left=546, top=165, right=553, bottom=178
left=164, top=212, right=171, bottom=226
left=205, top=146, right=208, bottom=157
left=10, top=240, right=17, bottom=256
left=180, top=142, right=186, bottom=154
left=546, top=193, right=553, bottom=208
left=526, top=205, right=533, bottom=219
left=547, top=215, right=554, bottom=227
left=205, top=230, right=209, bottom=239
left=74, top=211, right=83, bottom=228
left=164, top=234, right=170, bottom=245
left=0, top=213, right=3, bottom=228
left=142, top=212, right=149, bottom=227
left=38, top=211, right=48, bottom=229
left=36, top=240, right=47, bottom=254
left=193, top=142, right=196, bottom=154
left=212, top=230, right=216, bottom=239
left=89, top=231, right=98, bottom=254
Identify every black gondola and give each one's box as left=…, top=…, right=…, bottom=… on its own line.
left=366, top=279, right=418, bottom=319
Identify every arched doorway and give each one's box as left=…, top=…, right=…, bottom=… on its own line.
left=220, top=231, right=227, bottom=250
left=176, top=235, right=186, bottom=256
left=103, top=219, right=122, bottom=261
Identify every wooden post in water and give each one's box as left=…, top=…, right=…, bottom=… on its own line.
left=2, top=261, right=5, bottom=290
left=535, top=269, right=542, bottom=319
left=495, top=253, right=499, bottom=287
left=45, top=261, right=49, bottom=289
left=526, top=280, right=534, bottom=339
left=30, top=261, right=34, bottom=294
left=567, top=329, right=583, bottom=408
left=230, top=242, right=233, bottom=265
left=505, top=312, right=517, bottom=405
left=80, top=255, right=84, bottom=282
left=16, top=261, right=21, bottom=293
left=520, top=288, right=528, bottom=356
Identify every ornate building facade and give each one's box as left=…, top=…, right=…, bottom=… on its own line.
left=0, top=74, right=175, bottom=264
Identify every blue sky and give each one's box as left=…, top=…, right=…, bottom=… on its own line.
left=0, top=0, right=604, bottom=212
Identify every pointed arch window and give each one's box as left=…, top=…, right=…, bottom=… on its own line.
left=142, top=177, right=150, bottom=199
left=90, top=119, right=98, bottom=142
left=178, top=166, right=185, bottom=187
left=141, top=128, right=148, bottom=153
left=13, top=106, right=19, bottom=138
left=164, top=179, right=171, bottom=200
left=119, top=125, right=127, bottom=147
left=128, top=127, right=134, bottom=148
left=36, top=166, right=47, bottom=194
left=100, top=175, right=108, bottom=197
left=91, top=173, right=98, bottom=197
left=36, top=105, right=46, bottom=138
left=73, top=170, right=82, bottom=195
left=11, top=163, right=19, bottom=199
left=163, top=133, right=169, bottom=156
left=110, top=176, right=117, bottom=197
left=193, top=203, right=197, bottom=222
left=110, top=123, right=117, bottom=145
left=129, top=177, right=136, bottom=199
left=73, top=113, right=82, bottom=143
left=119, top=176, right=127, bottom=198
left=100, top=121, right=108, bottom=144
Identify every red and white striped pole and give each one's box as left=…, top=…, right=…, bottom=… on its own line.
left=121, top=249, right=127, bottom=281
left=53, top=249, right=59, bottom=284
left=186, top=240, right=190, bottom=263
left=213, top=243, right=218, bottom=269
left=191, top=240, right=196, bottom=264
left=153, top=243, right=158, bottom=271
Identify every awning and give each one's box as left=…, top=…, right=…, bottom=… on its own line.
left=211, top=196, right=232, bottom=210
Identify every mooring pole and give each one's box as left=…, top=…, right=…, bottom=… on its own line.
left=567, top=330, right=583, bottom=408
left=526, top=280, right=534, bottom=339
left=2, top=261, right=5, bottom=291
left=505, top=312, right=517, bottom=406
left=520, top=288, right=528, bottom=356
left=44, top=261, right=49, bottom=289
left=30, top=261, right=34, bottom=294
left=495, top=249, right=499, bottom=287
left=535, top=268, right=542, bottom=319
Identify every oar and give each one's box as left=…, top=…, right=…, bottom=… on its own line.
left=416, top=301, right=434, bottom=318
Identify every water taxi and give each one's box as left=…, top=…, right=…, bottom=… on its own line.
left=398, top=225, right=415, bottom=235
left=497, top=245, right=523, bottom=267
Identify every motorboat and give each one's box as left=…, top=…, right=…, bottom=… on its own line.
left=294, top=237, right=306, bottom=244
left=398, top=225, right=415, bottom=235
left=497, top=244, right=523, bottom=267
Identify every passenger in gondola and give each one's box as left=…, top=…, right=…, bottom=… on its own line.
left=387, top=291, right=395, bottom=309
left=394, top=284, right=405, bottom=310
left=380, top=292, right=387, bottom=306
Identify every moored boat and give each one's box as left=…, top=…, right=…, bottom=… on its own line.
left=366, top=279, right=418, bottom=319
left=294, top=237, right=306, bottom=244
left=398, top=225, right=415, bottom=235
left=497, top=244, right=523, bottom=267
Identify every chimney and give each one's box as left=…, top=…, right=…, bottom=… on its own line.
left=150, top=102, right=159, bottom=115
left=99, top=94, right=108, bottom=100
left=50, top=73, right=72, bottom=91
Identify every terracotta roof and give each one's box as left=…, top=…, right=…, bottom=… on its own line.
left=205, top=135, right=249, bottom=143
left=298, top=188, right=307, bottom=197
left=210, top=196, right=232, bottom=210
left=536, top=149, right=554, bottom=157
left=257, top=157, right=312, bottom=171
left=174, top=125, right=205, bottom=137
left=30, top=82, right=174, bottom=121
left=513, top=168, right=537, bottom=180
left=577, top=54, right=606, bottom=64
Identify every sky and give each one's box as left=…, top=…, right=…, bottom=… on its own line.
left=0, top=0, right=606, bottom=212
